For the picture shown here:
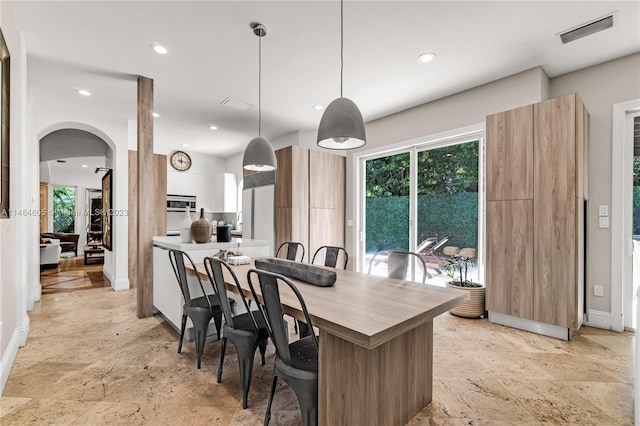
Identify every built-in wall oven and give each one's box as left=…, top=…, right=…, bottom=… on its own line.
left=166, top=195, right=196, bottom=235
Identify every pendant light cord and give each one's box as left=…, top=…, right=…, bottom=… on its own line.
left=258, top=35, right=262, bottom=137
left=340, top=0, right=344, bottom=98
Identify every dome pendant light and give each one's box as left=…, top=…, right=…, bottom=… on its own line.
left=317, top=0, right=366, bottom=150
left=243, top=23, right=277, bottom=171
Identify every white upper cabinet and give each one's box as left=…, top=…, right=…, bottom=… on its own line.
left=213, top=173, right=237, bottom=212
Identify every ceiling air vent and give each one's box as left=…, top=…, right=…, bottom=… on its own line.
left=56, top=159, right=66, bottom=163
left=221, top=97, right=253, bottom=111
left=559, top=14, right=614, bottom=44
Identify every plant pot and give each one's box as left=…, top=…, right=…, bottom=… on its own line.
left=446, top=281, right=485, bottom=318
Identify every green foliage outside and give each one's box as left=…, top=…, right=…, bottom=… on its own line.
left=365, top=141, right=479, bottom=253
left=53, top=186, right=75, bottom=233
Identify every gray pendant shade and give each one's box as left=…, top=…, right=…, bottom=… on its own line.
left=317, top=97, right=366, bottom=150
left=242, top=136, right=277, bottom=171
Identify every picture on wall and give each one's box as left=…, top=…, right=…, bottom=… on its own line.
left=0, top=28, right=10, bottom=219
left=102, top=169, right=113, bottom=251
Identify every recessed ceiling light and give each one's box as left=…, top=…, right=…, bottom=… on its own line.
left=152, top=112, right=160, bottom=118
left=81, top=164, right=88, bottom=168
left=313, top=105, right=323, bottom=111
left=417, top=52, right=437, bottom=63
left=181, top=143, right=189, bottom=147
left=77, top=89, right=91, bottom=96
left=150, top=43, right=168, bottom=55
left=209, top=125, right=218, bottom=130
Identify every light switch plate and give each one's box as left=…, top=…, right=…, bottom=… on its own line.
left=346, top=219, right=353, bottom=227
left=594, top=285, right=604, bottom=297
left=598, top=205, right=608, bottom=217
left=599, top=217, right=610, bottom=228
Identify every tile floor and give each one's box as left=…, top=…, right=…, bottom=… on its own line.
left=0, top=267, right=634, bottom=425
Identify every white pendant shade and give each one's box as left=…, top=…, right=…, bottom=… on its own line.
left=317, top=97, right=366, bottom=149
left=242, top=136, right=277, bottom=171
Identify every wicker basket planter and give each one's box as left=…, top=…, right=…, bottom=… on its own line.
left=446, top=282, right=485, bottom=318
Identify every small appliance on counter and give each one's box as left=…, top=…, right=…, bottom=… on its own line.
left=216, top=224, right=233, bottom=242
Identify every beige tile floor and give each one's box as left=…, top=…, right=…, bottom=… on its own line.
left=1, top=283, right=634, bottom=425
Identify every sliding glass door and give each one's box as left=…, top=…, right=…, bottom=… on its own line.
left=416, top=141, right=479, bottom=285
left=361, top=136, right=482, bottom=286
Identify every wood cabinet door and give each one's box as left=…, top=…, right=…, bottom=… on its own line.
left=39, top=182, right=48, bottom=232
left=533, top=94, right=577, bottom=328
left=309, top=150, right=345, bottom=257
left=486, top=104, right=534, bottom=201
left=275, top=146, right=309, bottom=251
left=486, top=200, right=534, bottom=319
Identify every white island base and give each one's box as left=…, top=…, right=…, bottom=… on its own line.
left=152, top=236, right=272, bottom=339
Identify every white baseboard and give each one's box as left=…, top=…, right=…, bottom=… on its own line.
left=103, top=267, right=113, bottom=283
left=583, top=309, right=612, bottom=330
left=112, top=278, right=130, bottom=291
left=1, top=315, right=30, bottom=394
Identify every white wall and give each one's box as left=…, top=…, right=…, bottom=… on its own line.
left=36, top=95, right=130, bottom=292
left=0, top=3, right=33, bottom=394
left=549, top=53, right=640, bottom=313
left=345, top=67, right=550, bottom=268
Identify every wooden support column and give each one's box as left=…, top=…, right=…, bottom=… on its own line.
left=137, top=76, right=154, bottom=318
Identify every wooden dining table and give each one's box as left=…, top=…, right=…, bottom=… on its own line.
left=189, top=259, right=468, bottom=426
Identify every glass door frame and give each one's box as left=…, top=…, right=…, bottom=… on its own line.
left=354, top=124, right=485, bottom=282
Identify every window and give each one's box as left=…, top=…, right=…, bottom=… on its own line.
left=53, top=186, right=76, bottom=233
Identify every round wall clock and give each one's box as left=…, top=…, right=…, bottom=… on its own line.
left=170, top=150, right=192, bottom=171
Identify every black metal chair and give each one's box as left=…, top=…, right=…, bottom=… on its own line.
left=367, top=249, right=428, bottom=283
left=310, top=245, right=348, bottom=269
left=168, top=249, right=232, bottom=369
left=276, top=241, right=306, bottom=262
left=247, top=269, right=319, bottom=426
left=204, top=257, right=269, bottom=409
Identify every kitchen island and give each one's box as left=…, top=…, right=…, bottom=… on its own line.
left=152, top=236, right=272, bottom=335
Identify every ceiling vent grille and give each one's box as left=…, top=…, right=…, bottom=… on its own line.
left=559, top=14, right=614, bottom=44
left=221, top=97, right=253, bottom=111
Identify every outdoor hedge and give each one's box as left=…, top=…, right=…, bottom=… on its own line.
left=365, top=192, right=478, bottom=253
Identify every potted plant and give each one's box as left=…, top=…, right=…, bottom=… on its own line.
left=443, top=253, right=485, bottom=318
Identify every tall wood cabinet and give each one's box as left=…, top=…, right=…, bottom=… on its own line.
left=275, top=146, right=345, bottom=260
left=486, top=93, right=588, bottom=337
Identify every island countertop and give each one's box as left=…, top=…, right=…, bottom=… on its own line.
left=152, top=235, right=270, bottom=251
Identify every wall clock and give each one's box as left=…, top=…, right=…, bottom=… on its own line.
left=170, top=150, right=192, bottom=171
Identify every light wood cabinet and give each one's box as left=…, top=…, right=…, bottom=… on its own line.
left=486, top=200, right=534, bottom=320
left=275, top=146, right=345, bottom=260
left=486, top=93, right=588, bottom=335
left=486, top=104, right=534, bottom=201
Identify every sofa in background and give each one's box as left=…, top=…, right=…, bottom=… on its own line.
left=41, top=233, right=80, bottom=257
left=40, top=238, right=62, bottom=268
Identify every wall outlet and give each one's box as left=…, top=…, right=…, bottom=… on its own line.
left=598, top=217, right=609, bottom=228
left=594, top=285, right=604, bottom=297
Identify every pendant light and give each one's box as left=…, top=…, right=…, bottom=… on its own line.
left=243, top=23, right=277, bottom=171
left=317, top=0, right=366, bottom=150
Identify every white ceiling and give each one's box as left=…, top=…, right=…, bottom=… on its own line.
left=9, top=1, right=640, bottom=158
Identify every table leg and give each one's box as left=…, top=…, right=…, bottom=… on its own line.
left=318, top=320, right=433, bottom=426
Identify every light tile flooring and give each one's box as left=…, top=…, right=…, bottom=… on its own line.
left=0, top=271, right=635, bottom=425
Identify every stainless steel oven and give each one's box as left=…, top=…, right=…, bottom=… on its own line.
left=167, top=194, right=196, bottom=212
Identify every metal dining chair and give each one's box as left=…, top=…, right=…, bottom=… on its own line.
left=204, top=257, right=269, bottom=409
left=276, top=241, right=306, bottom=262
left=311, top=245, right=348, bottom=269
left=169, top=249, right=232, bottom=369
left=247, top=268, right=319, bottom=426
